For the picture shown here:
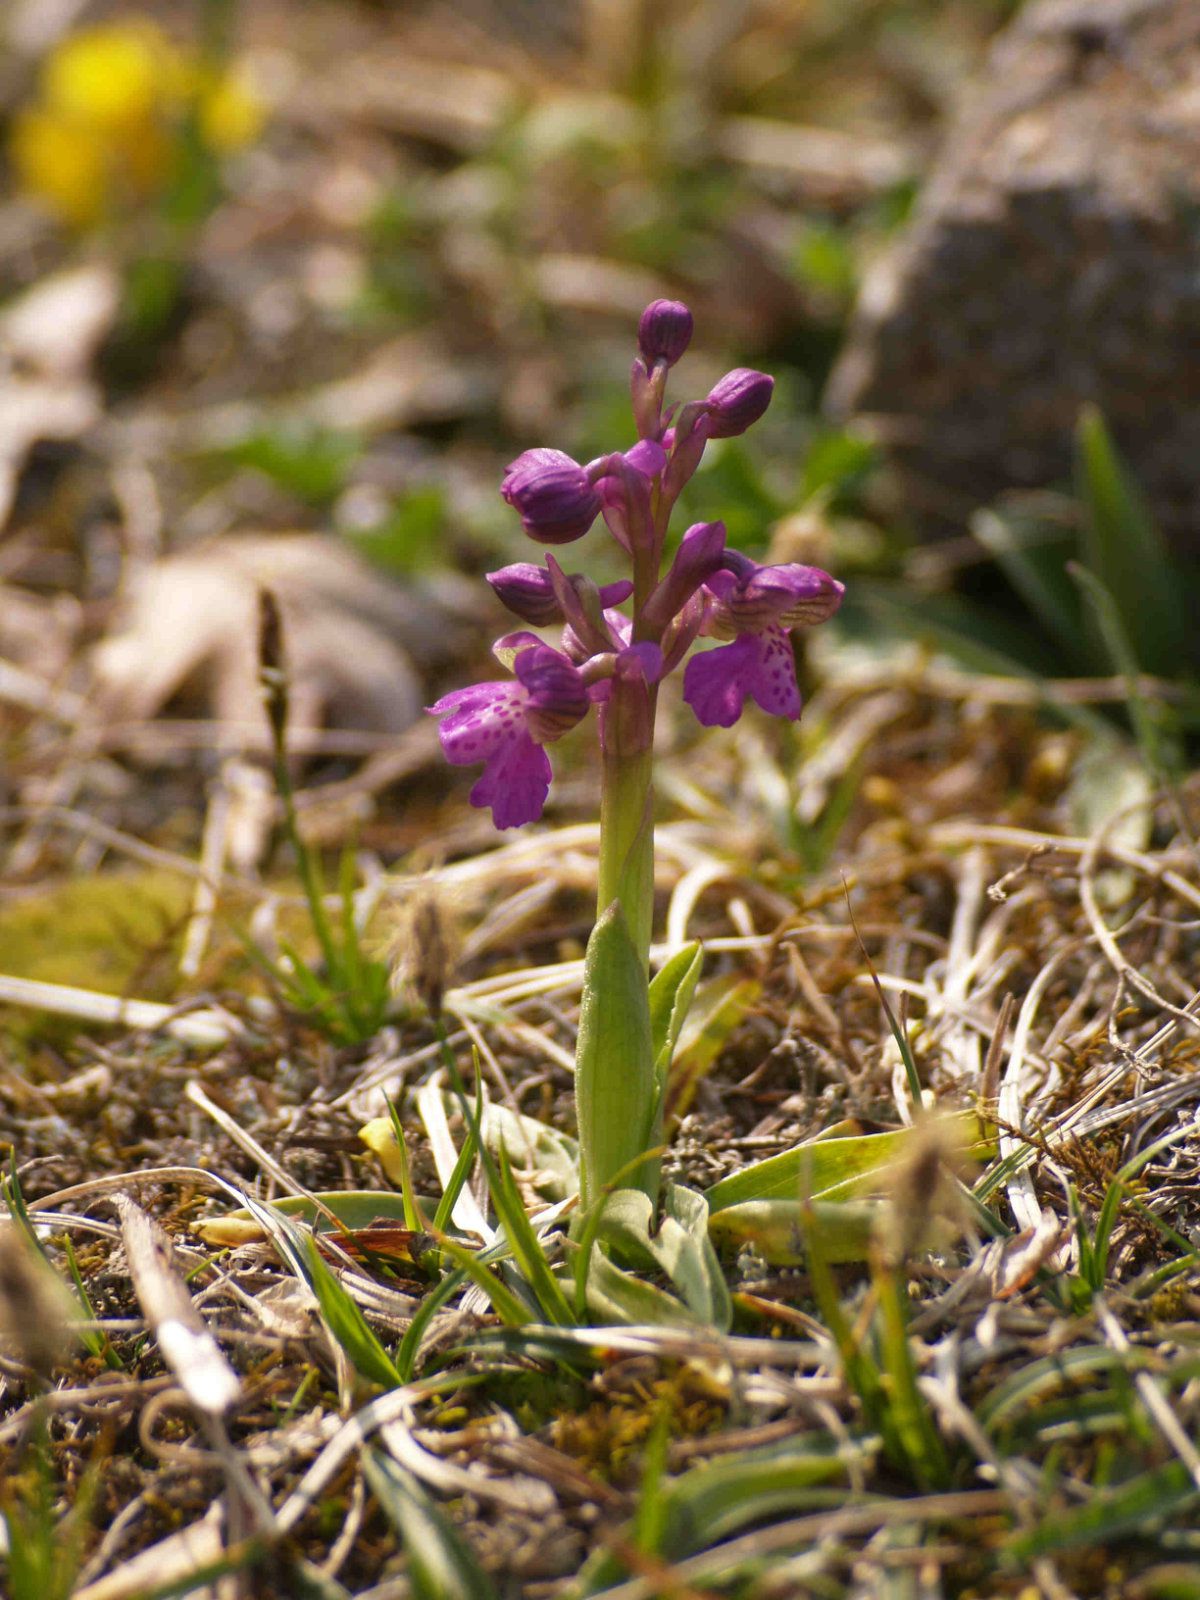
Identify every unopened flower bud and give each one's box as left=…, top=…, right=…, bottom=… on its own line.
left=637, top=299, right=693, bottom=368
left=643, top=520, right=726, bottom=631
left=704, top=368, right=774, bottom=438
left=489, top=563, right=634, bottom=627
left=487, top=563, right=561, bottom=625
left=501, top=448, right=601, bottom=544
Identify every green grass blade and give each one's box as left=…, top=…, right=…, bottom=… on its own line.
left=1069, top=561, right=1180, bottom=777
left=395, top=1266, right=468, bottom=1383
left=431, top=1116, right=479, bottom=1236
left=63, top=1235, right=123, bottom=1370
left=444, top=1054, right=575, bottom=1327
left=433, top=1234, right=531, bottom=1328
left=1007, top=1460, right=1199, bottom=1563
left=490, top=1146, right=575, bottom=1326
left=972, top=506, right=1089, bottom=667
left=364, top=1449, right=499, bottom=1600
left=1075, top=405, right=1187, bottom=679
left=303, top=1236, right=401, bottom=1389
left=873, top=1254, right=949, bottom=1488
left=383, top=1093, right=425, bottom=1235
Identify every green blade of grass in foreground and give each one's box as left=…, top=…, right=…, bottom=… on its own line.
left=364, top=1450, right=499, bottom=1600
left=303, top=1235, right=402, bottom=1389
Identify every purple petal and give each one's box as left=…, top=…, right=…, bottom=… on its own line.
left=597, top=578, right=635, bottom=609
left=486, top=563, right=561, bottom=625
left=501, top=448, right=601, bottom=544
left=616, top=641, right=664, bottom=683
left=643, top=520, right=726, bottom=629
left=469, top=729, right=553, bottom=829
left=514, top=644, right=589, bottom=741
left=737, top=564, right=845, bottom=630
left=682, top=635, right=760, bottom=728
left=704, top=369, right=774, bottom=438
left=623, top=438, right=667, bottom=480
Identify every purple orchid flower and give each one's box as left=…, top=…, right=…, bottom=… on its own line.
left=428, top=644, right=589, bottom=828
left=683, top=557, right=844, bottom=728
left=433, top=300, right=843, bottom=826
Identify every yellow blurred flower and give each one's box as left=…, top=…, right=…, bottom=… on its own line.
left=8, top=106, right=110, bottom=228
left=199, top=65, right=266, bottom=155
left=8, top=21, right=265, bottom=229
left=42, top=22, right=173, bottom=133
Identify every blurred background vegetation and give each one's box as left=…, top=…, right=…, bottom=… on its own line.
left=3, top=0, right=1193, bottom=888
left=0, top=0, right=1017, bottom=587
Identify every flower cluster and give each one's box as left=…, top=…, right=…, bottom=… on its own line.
left=429, top=301, right=844, bottom=827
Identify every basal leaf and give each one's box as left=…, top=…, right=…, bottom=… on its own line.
left=575, top=901, right=658, bottom=1208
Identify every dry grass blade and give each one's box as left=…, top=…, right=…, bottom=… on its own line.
left=114, top=1194, right=241, bottom=1422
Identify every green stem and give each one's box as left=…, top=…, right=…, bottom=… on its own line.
left=269, top=719, right=341, bottom=980
left=596, top=739, right=654, bottom=970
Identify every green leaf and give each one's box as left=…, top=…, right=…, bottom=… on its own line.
left=581, top=1245, right=711, bottom=1328
left=575, top=901, right=659, bottom=1208
left=595, top=1183, right=731, bottom=1329
left=364, top=1450, right=499, bottom=1600
left=648, top=941, right=703, bottom=1078
left=668, top=974, right=761, bottom=1116
left=303, top=1236, right=401, bottom=1390
left=708, top=1197, right=881, bottom=1265
left=971, top=507, right=1089, bottom=669
left=1075, top=405, right=1187, bottom=680
left=705, top=1113, right=983, bottom=1214
left=578, top=1436, right=855, bottom=1593
left=1006, top=1461, right=1200, bottom=1563
left=479, top=1101, right=579, bottom=1203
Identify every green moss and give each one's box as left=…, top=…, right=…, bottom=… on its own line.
left=0, top=869, right=192, bottom=1045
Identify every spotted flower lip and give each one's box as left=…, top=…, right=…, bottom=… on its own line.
left=683, top=629, right=802, bottom=727
left=501, top=448, right=602, bottom=544
left=427, top=644, right=588, bottom=828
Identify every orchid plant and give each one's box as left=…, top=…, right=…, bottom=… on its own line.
left=429, top=301, right=843, bottom=1217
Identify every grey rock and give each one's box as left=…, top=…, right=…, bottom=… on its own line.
left=826, top=0, right=1200, bottom=544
